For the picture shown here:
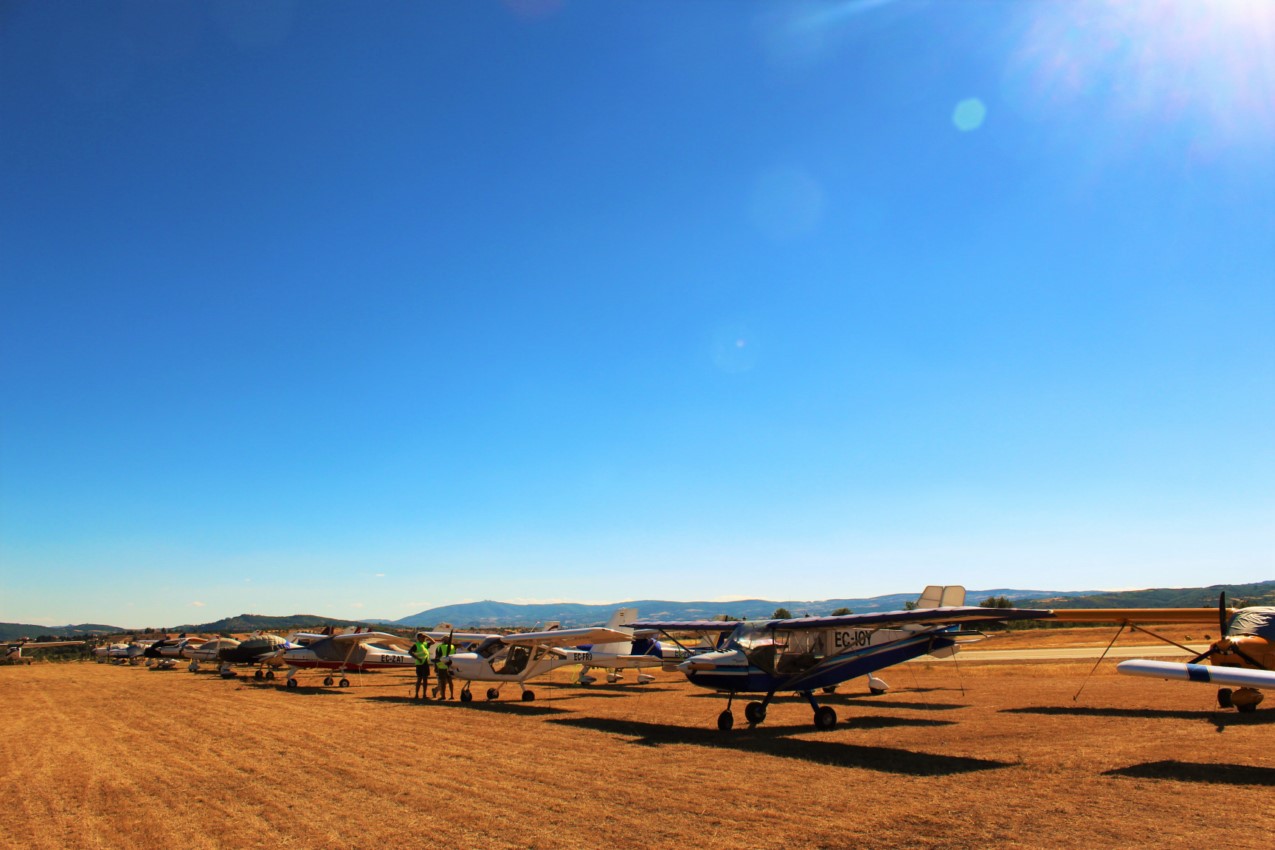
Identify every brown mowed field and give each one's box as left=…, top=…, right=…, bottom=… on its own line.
left=3, top=659, right=1272, bottom=850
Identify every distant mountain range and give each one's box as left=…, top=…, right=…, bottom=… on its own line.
left=391, top=580, right=1275, bottom=628
left=4, top=580, right=1269, bottom=639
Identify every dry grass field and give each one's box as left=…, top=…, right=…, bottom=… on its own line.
left=3, top=651, right=1272, bottom=850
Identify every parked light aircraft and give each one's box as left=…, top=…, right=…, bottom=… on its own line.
left=442, top=625, right=637, bottom=702
left=633, top=586, right=1054, bottom=730
left=572, top=608, right=685, bottom=685
left=277, top=628, right=426, bottom=688
left=1050, top=595, right=1274, bottom=713
left=4, top=639, right=85, bottom=663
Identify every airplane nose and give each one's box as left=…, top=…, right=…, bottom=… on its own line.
left=678, top=659, right=716, bottom=673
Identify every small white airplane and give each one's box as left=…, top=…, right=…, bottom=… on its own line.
left=4, top=639, right=85, bottom=663
left=1117, top=659, right=1275, bottom=712
left=443, top=625, right=637, bottom=702
left=573, top=608, right=688, bottom=686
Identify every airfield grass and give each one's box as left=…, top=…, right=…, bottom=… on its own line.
left=3, top=651, right=1273, bottom=850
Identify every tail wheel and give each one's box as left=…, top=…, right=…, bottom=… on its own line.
left=813, top=706, right=837, bottom=731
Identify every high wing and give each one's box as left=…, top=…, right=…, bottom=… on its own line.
left=762, top=605, right=1054, bottom=630
left=497, top=627, right=633, bottom=648
left=1046, top=608, right=1232, bottom=624
left=628, top=620, right=740, bottom=632
left=6, top=640, right=85, bottom=649
left=1117, top=659, right=1275, bottom=690
left=324, top=632, right=415, bottom=651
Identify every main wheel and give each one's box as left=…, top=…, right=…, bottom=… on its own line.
left=744, top=701, right=767, bottom=726
left=254, top=670, right=263, bottom=680
left=266, top=670, right=275, bottom=680
left=338, top=678, right=350, bottom=688
left=486, top=688, right=500, bottom=700
left=1218, top=688, right=1234, bottom=708
left=717, top=709, right=734, bottom=731
left=813, top=706, right=837, bottom=731
left=323, top=676, right=334, bottom=686
left=460, top=689, right=473, bottom=702
left=521, top=690, right=535, bottom=702
left=285, top=678, right=298, bottom=689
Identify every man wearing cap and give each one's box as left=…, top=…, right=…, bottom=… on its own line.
left=410, top=633, right=433, bottom=701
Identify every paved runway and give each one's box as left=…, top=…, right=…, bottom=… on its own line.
left=928, top=643, right=1210, bottom=661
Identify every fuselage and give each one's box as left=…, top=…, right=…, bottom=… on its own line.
left=678, top=622, right=962, bottom=694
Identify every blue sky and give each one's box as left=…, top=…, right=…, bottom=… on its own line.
left=2, top=1, right=1272, bottom=627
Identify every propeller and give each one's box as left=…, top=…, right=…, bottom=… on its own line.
left=1218, top=591, right=1228, bottom=638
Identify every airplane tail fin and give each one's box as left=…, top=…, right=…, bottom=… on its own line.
left=605, top=608, right=638, bottom=629
left=916, top=585, right=966, bottom=608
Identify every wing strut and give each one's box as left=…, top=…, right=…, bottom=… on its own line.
left=1073, top=622, right=1125, bottom=701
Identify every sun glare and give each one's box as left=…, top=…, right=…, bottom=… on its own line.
left=1006, top=0, right=1275, bottom=152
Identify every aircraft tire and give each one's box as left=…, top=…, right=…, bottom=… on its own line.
left=486, top=688, right=500, bottom=700
left=323, top=676, right=334, bottom=686
left=1236, top=702, right=1258, bottom=713
left=717, top=710, right=734, bottom=731
left=521, top=690, right=535, bottom=702
left=266, top=670, right=275, bottom=680
left=821, top=686, right=836, bottom=695
left=813, top=706, right=837, bottom=731
left=460, top=689, right=473, bottom=702
left=254, top=670, right=263, bottom=680
left=744, top=701, right=767, bottom=726
left=286, top=678, right=298, bottom=689
left=339, top=678, right=350, bottom=688
left=1218, top=688, right=1233, bottom=708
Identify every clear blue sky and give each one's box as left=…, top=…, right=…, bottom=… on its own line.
left=2, top=1, right=1272, bottom=627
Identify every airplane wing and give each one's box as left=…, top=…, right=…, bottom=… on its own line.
left=325, top=632, right=415, bottom=651
left=8, top=641, right=86, bottom=649
left=1117, top=659, right=1275, bottom=690
left=498, top=627, right=633, bottom=648
left=1046, top=608, right=1232, bottom=624
left=627, top=621, right=741, bottom=632
left=761, top=605, right=1055, bottom=630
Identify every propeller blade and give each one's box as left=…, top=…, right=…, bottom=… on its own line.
left=1218, top=591, right=1227, bottom=637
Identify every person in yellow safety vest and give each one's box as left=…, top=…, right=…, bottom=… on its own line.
left=432, top=636, right=457, bottom=700
left=410, top=633, right=434, bottom=701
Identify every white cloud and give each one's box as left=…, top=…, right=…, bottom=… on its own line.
left=191, top=601, right=206, bottom=608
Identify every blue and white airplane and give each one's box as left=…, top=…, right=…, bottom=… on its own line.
left=632, top=586, right=1054, bottom=731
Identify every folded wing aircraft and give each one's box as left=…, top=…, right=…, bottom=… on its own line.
left=633, top=585, right=1054, bottom=731
left=445, top=626, right=637, bottom=702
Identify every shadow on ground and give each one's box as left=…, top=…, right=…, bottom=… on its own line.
left=362, top=695, right=569, bottom=716
left=549, top=716, right=1010, bottom=776
left=1003, top=705, right=1275, bottom=730
left=1105, top=760, right=1275, bottom=786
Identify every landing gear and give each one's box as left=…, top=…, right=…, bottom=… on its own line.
left=744, top=701, right=767, bottom=726
left=636, top=672, right=655, bottom=684
left=323, top=676, right=335, bottom=687
left=814, top=706, right=838, bottom=731
left=1232, top=687, right=1264, bottom=713
left=1218, top=688, right=1234, bottom=708
left=265, top=670, right=275, bottom=680
left=460, top=689, right=473, bottom=703
left=868, top=675, right=889, bottom=696
left=254, top=670, right=264, bottom=680
left=286, top=678, right=298, bottom=689
left=520, top=689, right=535, bottom=702
left=486, top=688, right=500, bottom=700
left=338, top=678, right=350, bottom=688
left=717, top=710, right=734, bottom=731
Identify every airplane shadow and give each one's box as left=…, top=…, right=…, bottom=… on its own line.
left=1104, top=760, right=1275, bottom=786
left=1003, top=706, right=1275, bottom=730
left=838, top=698, right=967, bottom=712
left=363, top=696, right=569, bottom=716
left=548, top=716, right=1009, bottom=776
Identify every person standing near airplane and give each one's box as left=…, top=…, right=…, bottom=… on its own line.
left=432, top=635, right=456, bottom=700
left=410, top=633, right=434, bottom=701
